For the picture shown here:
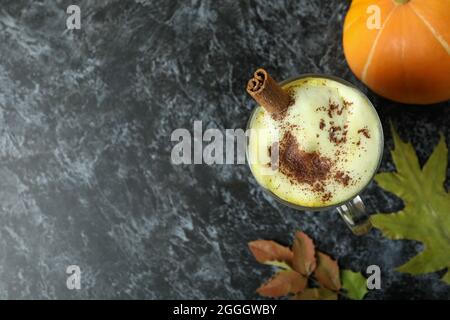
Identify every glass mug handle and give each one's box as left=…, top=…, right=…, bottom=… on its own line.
left=336, top=195, right=372, bottom=235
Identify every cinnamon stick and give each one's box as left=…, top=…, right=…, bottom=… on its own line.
left=246, top=68, right=292, bottom=115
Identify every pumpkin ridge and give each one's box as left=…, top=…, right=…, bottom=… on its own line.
left=361, top=5, right=398, bottom=82
left=399, top=12, right=413, bottom=103
left=409, top=3, right=450, bottom=56
left=344, top=15, right=365, bottom=32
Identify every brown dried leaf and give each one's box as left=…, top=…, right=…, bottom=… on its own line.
left=314, top=252, right=341, bottom=291
left=257, top=270, right=307, bottom=298
left=248, top=240, right=293, bottom=265
left=293, top=288, right=338, bottom=300
left=292, top=231, right=317, bottom=275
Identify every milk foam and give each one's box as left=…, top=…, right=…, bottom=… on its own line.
left=248, top=77, right=382, bottom=207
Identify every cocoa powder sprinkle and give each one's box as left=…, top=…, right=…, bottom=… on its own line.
left=279, top=132, right=332, bottom=187
left=358, top=128, right=371, bottom=138
left=319, top=119, right=325, bottom=130
left=327, top=99, right=350, bottom=118
left=322, top=192, right=332, bottom=202
left=343, top=100, right=353, bottom=108
left=334, top=171, right=351, bottom=186
left=329, top=125, right=347, bottom=145
left=267, top=95, right=360, bottom=203
left=327, top=101, right=339, bottom=118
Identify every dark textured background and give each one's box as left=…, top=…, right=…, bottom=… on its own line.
left=0, top=0, right=448, bottom=299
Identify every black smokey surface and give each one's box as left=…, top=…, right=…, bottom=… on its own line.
left=0, top=0, right=448, bottom=299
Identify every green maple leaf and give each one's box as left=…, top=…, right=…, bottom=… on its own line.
left=341, top=270, right=368, bottom=300
left=371, top=125, right=450, bottom=283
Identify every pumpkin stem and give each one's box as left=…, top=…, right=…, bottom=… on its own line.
left=394, top=0, right=410, bottom=4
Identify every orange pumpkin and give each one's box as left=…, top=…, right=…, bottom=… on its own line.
left=343, top=0, right=450, bottom=104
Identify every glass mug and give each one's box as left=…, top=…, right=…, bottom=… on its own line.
left=246, top=74, right=384, bottom=235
